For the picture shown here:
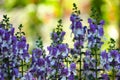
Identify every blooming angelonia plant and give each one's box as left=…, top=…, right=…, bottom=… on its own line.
left=46, top=19, right=76, bottom=80
left=0, top=3, right=120, bottom=80
left=0, top=15, right=30, bottom=80
left=100, top=38, right=120, bottom=80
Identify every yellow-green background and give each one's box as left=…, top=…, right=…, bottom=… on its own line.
left=0, top=0, right=119, bottom=52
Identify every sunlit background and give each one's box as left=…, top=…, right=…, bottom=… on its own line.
left=0, top=0, right=119, bottom=52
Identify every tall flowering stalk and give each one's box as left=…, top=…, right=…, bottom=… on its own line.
left=0, top=15, right=13, bottom=80
left=0, top=15, right=30, bottom=80
left=15, top=24, right=30, bottom=77
left=87, top=8, right=105, bottom=80
left=70, top=3, right=87, bottom=80
left=70, top=3, right=105, bottom=80
left=46, top=19, right=70, bottom=79
left=25, top=36, right=46, bottom=80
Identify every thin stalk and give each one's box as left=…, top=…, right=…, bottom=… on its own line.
left=8, top=58, right=10, bottom=80
left=79, top=52, right=82, bottom=80
left=66, top=57, right=68, bottom=69
left=55, top=58, right=59, bottom=80
left=22, top=60, right=24, bottom=77
left=95, top=48, right=98, bottom=80
left=112, top=60, right=115, bottom=80
left=112, top=67, right=115, bottom=80
left=65, top=58, right=68, bottom=80
left=78, top=36, right=82, bottom=80
left=44, top=57, right=46, bottom=80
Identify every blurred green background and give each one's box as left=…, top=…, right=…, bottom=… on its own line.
left=0, top=0, right=119, bottom=51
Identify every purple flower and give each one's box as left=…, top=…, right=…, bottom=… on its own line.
left=11, top=36, right=17, bottom=43
left=68, top=73, right=74, bottom=80
left=70, top=62, right=76, bottom=71
left=85, top=50, right=91, bottom=56
left=101, top=50, right=108, bottom=60
left=9, top=27, right=15, bottom=36
left=37, top=58, right=45, bottom=66
left=29, top=67, right=36, bottom=73
left=22, top=72, right=35, bottom=80
left=53, top=32, right=58, bottom=40
left=61, top=68, right=68, bottom=76
left=13, top=68, right=19, bottom=77
left=89, top=23, right=96, bottom=32
left=88, top=18, right=92, bottom=23
left=75, top=21, right=82, bottom=29
left=37, top=69, right=44, bottom=75
left=0, top=28, right=5, bottom=36
left=98, top=25, right=104, bottom=36
left=32, top=48, right=42, bottom=57
left=58, top=44, right=67, bottom=52
left=70, top=14, right=76, bottom=22
left=3, top=32, right=10, bottom=40
left=51, top=47, right=57, bottom=56
left=21, top=36, right=26, bottom=42
left=101, top=74, right=109, bottom=80
left=83, top=62, right=89, bottom=70
left=0, top=72, right=4, bottom=80
left=74, top=40, right=83, bottom=48
left=109, top=50, right=118, bottom=58
left=17, top=41, right=26, bottom=49
left=100, top=20, right=105, bottom=25
left=104, top=63, right=111, bottom=70
left=60, top=31, right=66, bottom=37
left=100, top=49, right=120, bottom=71
left=58, top=44, right=69, bottom=56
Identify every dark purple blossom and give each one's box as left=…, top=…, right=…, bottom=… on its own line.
left=70, top=14, right=76, bottom=22
left=70, top=62, right=76, bottom=71
left=88, top=18, right=92, bottom=23
left=37, top=58, right=45, bottom=66
left=101, top=50, right=108, bottom=60
left=74, top=40, right=83, bottom=48
left=76, top=21, right=82, bottom=29
left=109, top=50, right=118, bottom=58
left=98, top=25, right=104, bottom=36
left=61, top=68, right=68, bottom=76
left=89, top=23, right=96, bottom=32
left=68, top=73, right=74, bottom=80
left=101, top=74, right=109, bottom=80
left=60, top=31, right=66, bottom=37
left=13, top=68, right=19, bottom=77
left=100, top=20, right=105, bottom=25
left=100, top=49, right=120, bottom=73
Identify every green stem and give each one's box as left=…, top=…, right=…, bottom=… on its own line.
left=112, top=60, right=115, bottom=80
left=66, top=58, right=68, bottom=80
left=8, top=58, right=10, bottom=80
left=79, top=52, right=82, bottom=79
left=95, top=49, right=97, bottom=80
left=55, top=58, right=59, bottom=80
left=22, top=60, right=24, bottom=77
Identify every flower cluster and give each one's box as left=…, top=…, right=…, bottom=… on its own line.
left=100, top=50, right=119, bottom=70
left=100, top=49, right=120, bottom=79
left=21, top=20, right=76, bottom=80
left=87, top=18, right=104, bottom=48
left=69, top=3, right=106, bottom=80
left=46, top=19, right=76, bottom=80
left=100, top=38, right=120, bottom=79
left=0, top=15, right=30, bottom=80
left=83, top=50, right=96, bottom=80
left=21, top=36, right=46, bottom=80
left=70, top=3, right=87, bottom=53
